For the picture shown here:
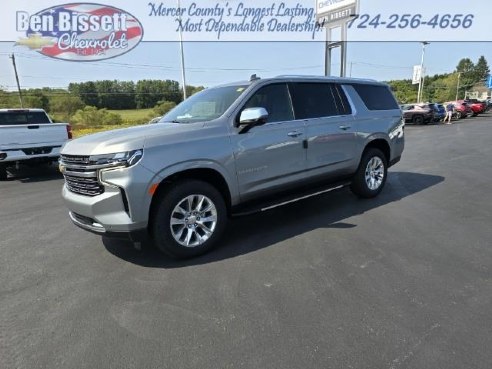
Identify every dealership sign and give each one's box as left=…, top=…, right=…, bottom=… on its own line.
left=2, top=0, right=490, bottom=52
left=316, top=0, right=358, bottom=23
left=15, top=3, right=143, bottom=61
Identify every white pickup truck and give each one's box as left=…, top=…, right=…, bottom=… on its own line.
left=0, top=109, right=72, bottom=180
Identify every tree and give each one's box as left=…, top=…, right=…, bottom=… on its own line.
left=388, top=79, right=417, bottom=103
left=71, top=106, right=122, bottom=126
left=456, top=58, right=477, bottom=98
left=153, top=100, right=176, bottom=116
left=49, top=94, right=85, bottom=121
left=69, top=82, right=99, bottom=107
left=474, top=56, right=490, bottom=82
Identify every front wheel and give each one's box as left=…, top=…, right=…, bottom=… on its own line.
left=151, top=180, right=227, bottom=259
left=351, top=148, right=388, bottom=199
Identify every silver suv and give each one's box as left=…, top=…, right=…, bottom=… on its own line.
left=60, top=76, right=405, bottom=258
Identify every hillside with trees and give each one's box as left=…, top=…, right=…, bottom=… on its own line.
left=388, top=56, right=490, bottom=103
left=0, top=79, right=205, bottom=128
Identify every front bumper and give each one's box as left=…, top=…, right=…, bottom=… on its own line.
left=61, top=162, right=157, bottom=234
left=69, top=211, right=149, bottom=243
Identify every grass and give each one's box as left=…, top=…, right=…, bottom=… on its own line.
left=72, top=124, right=142, bottom=138
left=107, top=108, right=155, bottom=124
left=72, top=108, right=156, bottom=138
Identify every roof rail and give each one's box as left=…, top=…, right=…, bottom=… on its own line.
left=250, top=74, right=261, bottom=82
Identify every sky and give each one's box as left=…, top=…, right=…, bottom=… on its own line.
left=1, top=41, right=491, bottom=91
left=1, top=0, right=490, bottom=91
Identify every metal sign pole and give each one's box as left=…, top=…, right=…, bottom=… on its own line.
left=325, top=27, right=332, bottom=76
left=319, top=0, right=357, bottom=78
left=340, top=22, right=348, bottom=77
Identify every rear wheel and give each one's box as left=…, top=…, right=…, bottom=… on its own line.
left=351, top=148, right=388, bottom=199
left=455, top=111, right=462, bottom=120
left=151, top=180, right=227, bottom=259
left=412, top=115, right=424, bottom=125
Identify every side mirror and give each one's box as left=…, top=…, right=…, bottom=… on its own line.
left=237, top=107, right=269, bottom=132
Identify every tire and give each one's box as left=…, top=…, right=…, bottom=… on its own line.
left=412, top=115, right=424, bottom=125
left=0, top=164, right=7, bottom=180
left=151, top=180, right=227, bottom=259
left=455, top=111, right=462, bottom=120
left=350, top=148, right=388, bottom=199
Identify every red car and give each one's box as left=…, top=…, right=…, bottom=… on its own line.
left=445, top=101, right=472, bottom=119
left=464, top=99, right=486, bottom=116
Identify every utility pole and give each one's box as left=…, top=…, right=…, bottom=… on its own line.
left=455, top=72, right=461, bottom=101
left=10, top=54, right=24, bottom=108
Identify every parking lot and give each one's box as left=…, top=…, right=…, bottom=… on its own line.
left=1, top=115, right=492, bottom=369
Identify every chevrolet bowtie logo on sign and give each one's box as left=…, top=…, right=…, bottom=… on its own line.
left=15, top=3, right=144, bottom=61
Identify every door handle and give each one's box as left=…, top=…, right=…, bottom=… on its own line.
left=288, top=131, right=303, bottom=137
left=339, top=125, right=351, bottom=131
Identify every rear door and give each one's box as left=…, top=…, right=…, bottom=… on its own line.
left=288, top=82, right=357, bottom=179
left=231, top=83, right=307, bottom=200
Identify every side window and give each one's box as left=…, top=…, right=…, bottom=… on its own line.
left=289, top=83, right=338, bottom=119
left=243, top=83, right=294, bottom=123
left=334, top=84, right=352, bottom=115
left=352, top=84, right=399, bottom=111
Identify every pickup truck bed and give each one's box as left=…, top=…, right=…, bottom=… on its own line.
left=0, top=109, right=71, bottom=179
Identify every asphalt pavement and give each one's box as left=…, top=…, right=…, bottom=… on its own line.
left=1, top=115, right=492, bottom=369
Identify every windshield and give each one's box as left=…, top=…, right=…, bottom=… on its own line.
left=0, top=111, right=51, bottom=125
left=161, top=85, right=248, bottom=123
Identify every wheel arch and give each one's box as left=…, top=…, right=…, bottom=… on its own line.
left=149, top=167, right=233, bottom=225
left=363, top=138, right=391, bottom=164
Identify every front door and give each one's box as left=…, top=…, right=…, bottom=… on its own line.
left=231, top=83, right=307, bottom=200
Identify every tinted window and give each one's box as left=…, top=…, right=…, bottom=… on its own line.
left=0, top=111, right=51, bottom=125
left=334, top=84, right=352, bottom=115
left=289, top=83, right=338, bottom=119
left=243, top=83, right=294, bottom=123
left=352, top=84, right=399, bottom=111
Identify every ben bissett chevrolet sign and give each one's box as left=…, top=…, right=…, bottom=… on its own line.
left=14, top=3, right=143, bottom=61
left=316, top=0, right=359, bottom=24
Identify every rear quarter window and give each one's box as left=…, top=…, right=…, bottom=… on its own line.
left=352, top=84, right=399, bottom=111
left=0, top=111, right=51, bottom=125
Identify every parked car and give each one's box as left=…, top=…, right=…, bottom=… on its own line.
left=445, top=101, right=472, bottom=119
left=59, top=76, right=405, bottom=259
left=434, top=104, right=446, bottom=122
left=401, top=103, right=436, bottom=124
left=464, top=99, right=486, bottom=116
left=0, top=109, right=72, bottom=180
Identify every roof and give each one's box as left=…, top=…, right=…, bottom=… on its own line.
left=212, top=75, right=384, bottom=89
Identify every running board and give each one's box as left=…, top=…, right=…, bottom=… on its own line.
left=232, top=181, right=351, bottom=217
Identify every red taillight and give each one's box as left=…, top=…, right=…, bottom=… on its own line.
left=66, top=124, right=73, bottom=139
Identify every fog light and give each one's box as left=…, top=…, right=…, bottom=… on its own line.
left=0, top=153, right=7, bottom=160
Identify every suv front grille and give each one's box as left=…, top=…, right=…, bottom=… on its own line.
left=64, top=175, right=105, bottom=197
left=60, top=154, right=104, bottom=197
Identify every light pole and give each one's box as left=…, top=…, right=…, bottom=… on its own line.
left=417, top=41, right=430, bottom=103
left=456, top=72, right=461, bottom=101
left=177, top=0, right=187, bottom=100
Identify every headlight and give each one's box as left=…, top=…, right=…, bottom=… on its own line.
left=89, top=149, right=143, bottom=168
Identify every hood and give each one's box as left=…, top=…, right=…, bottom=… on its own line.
left=61, top=123, right=194, bottom=156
